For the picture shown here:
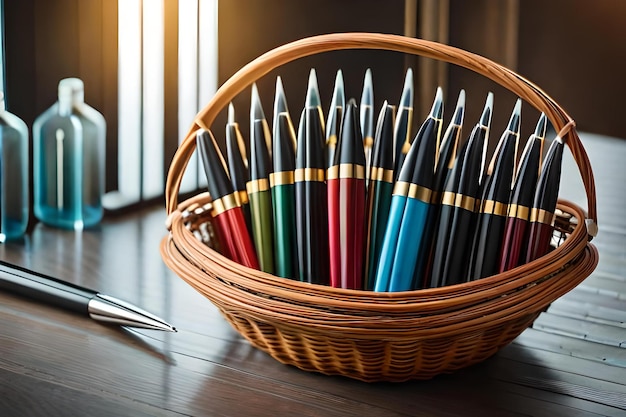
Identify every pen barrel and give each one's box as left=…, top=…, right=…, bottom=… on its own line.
left=430, top=205, right=476, bottom=287
left=0, top=263, right=93, bottom=314
left=525, top=221, right=555, bottom=263
left=271, top=183, right=297, bottom=279
left=213, top=209, right=260, bottom=269
left=364, top=180, right=393, bottom=290
left=248, top=188, right=275, bottom=273
left=307, top=181, right=329, bottom=285
left=468, top=212, right=507, bottom=281
left=339, top=177, right=366, bottom=290
left=373, top=196, right=406, bottom=292
left=498, top=216, right=530, bottom=273
left=388, top=198, right=430, bottom=292
left=327, top=178, right=342, bottom=287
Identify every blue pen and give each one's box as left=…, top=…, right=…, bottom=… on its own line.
left=375, top=88, right=443, bottom=292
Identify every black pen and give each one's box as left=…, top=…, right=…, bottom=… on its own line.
left=0, top=261, right=176, bottom=331
left=393, top=68, right=414, bottom=179
left=467, top=99, right=521, bottom=280
left=428, top=92, right=493, bottom=288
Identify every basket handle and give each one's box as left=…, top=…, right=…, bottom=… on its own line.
left=165, top=32, right=597, bottom=237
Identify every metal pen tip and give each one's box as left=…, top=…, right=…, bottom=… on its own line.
left=480, top=92, right=494, bottom=128
left=360, top=68, right=373, bottom=105
left=228, top=102, right=236, bottom=124
left=534, top=113, right=548, bottom=138
left=330, top=69, right=345, bottom=110
left=274, top=76, right=289, bottom=116
left=399, top=68, right=414, bottom=108
left=507, top=98, right=522, bottom=134
left=306, top=68, right=322, bottom=108
left=452, top=89, right=466, bottom=125
left=251, top=83, right=266, bottom=121
left=429, top=86, right=444, bottom=119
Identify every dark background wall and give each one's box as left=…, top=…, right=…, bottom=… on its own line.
left=3, top=0, right=624, bottom=201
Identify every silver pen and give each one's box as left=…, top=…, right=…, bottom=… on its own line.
left=0, top=260, right=176, bottom=332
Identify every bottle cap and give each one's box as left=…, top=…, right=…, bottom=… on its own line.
left=58, top=78, right=85, bottom=105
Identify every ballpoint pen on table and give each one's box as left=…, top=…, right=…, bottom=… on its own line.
left=294, top=84, right=329, bottom=284
left=363, top=101, right=395, bottom=290
left=427, top=92, right=493, bottom=288
left=393, top=68, right=414, bottom=179
left=247, top=118, right=275, bottom=274
left=325, top=69, right=345, bottom=168
left=270, top=112, right=298, bottom=279
left=197, top=129, right=259, bottom=269
left=327, top=99, right=366, bottom=289
left=360, top=68, right=374, bottom=177
left=524, top=134, right=564, bottom=263
left=273, top=76, right=297, bottom=152
left=0, top=260, right=176, bottom=332
left=374, top=88, right=442, bottom=292
left=498, top=113, right=546, bottom=272
left=467, top=99, right=521, bottom=281
left=414, top=90, right=465, bottom=288
left=226, top=103, right=252, bottom=232
left=250, top=83, right=272, bottom=157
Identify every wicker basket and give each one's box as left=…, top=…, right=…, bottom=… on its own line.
left=160, top=33, right=599, bottom=382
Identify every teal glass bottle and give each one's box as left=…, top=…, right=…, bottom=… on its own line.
left=33, top=78, right=106, bottom=229
left=0, top=92, right=29, bottom=241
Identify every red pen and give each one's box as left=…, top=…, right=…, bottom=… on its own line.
left=196, top=129, right=259, bottom=269
left=525, top=134, right=564, bottom=263
left=327, top=99, right=367, bottom=289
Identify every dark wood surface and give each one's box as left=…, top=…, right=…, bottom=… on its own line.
left=1, top=132, right=625, bottom=416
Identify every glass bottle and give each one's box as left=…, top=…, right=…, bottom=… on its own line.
left=0, top=92, right=29, bottom=242
left=33, top=78, right=106, bottom=230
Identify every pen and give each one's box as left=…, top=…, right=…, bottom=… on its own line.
left=467, top=99, right=521, bottom=280
left=325, top=69, right=345, bottom=168
left=498, top=113, right=546, bottom=272
left=197, top=129, right=259, bottom=269
left=270, top=111, right=298, bottom=279
left=306, top=68, right=326, bottom=138
left=360, top=68, right=374, bottom=177
left=327, top=99, right=366, bottom=289
left=248, top=116, right=275, bottom=274
left=295, top=77, right=329, bottom=284
left=393, top=68, right=414, bottom=179
left=225, top=103, right=252, bottom=232
left=374, top=88, right=442, bottom=292
left=363, top=101, right=395, bottom=290
left=414, top=90, right=465, bottom=288
left=0, top=261, right=176, bottom=332
left=525, top=134, right=564, bottom=263
left=427, top=92, right=493, bottom=288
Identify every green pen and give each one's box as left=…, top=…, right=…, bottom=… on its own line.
left=363, top=101, right=395, bottom=290
left=247, top=87, right=275, bottom=273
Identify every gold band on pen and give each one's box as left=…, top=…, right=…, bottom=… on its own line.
left=246, top=178, right=270, bottom=194
left=327, top=164, right=366, bottom=180
left=237, top=190, right=249, bottom=205
left=392, top=181, right=410, bottom=197
left=211, top=192, right=241, bottom=216
left=480, top=199, right=508, bottom=216
left=408, top=184, right=432, bottom=203
left=326, top=134, right=337, bottom=147
left=530, top=208, right=554, bottom=224
left=269, top=171, right=294, bottom=187
left=441, top=191, right=476, bottom=211
left=294, top=168, right=325, bottom=182
left=507, top=203, right=530, bottom=220
left=370, top=167, right=394, bottom=183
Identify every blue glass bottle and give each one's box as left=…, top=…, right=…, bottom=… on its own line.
left=33, top=78, right=106, bottom=229
left=0, top=92, right=29, bottom=242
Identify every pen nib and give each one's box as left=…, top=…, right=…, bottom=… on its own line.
left=88, top=294, right=177, bottom=332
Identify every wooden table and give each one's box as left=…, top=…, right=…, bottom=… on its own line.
left=1, top=132, right=625, bottom=416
